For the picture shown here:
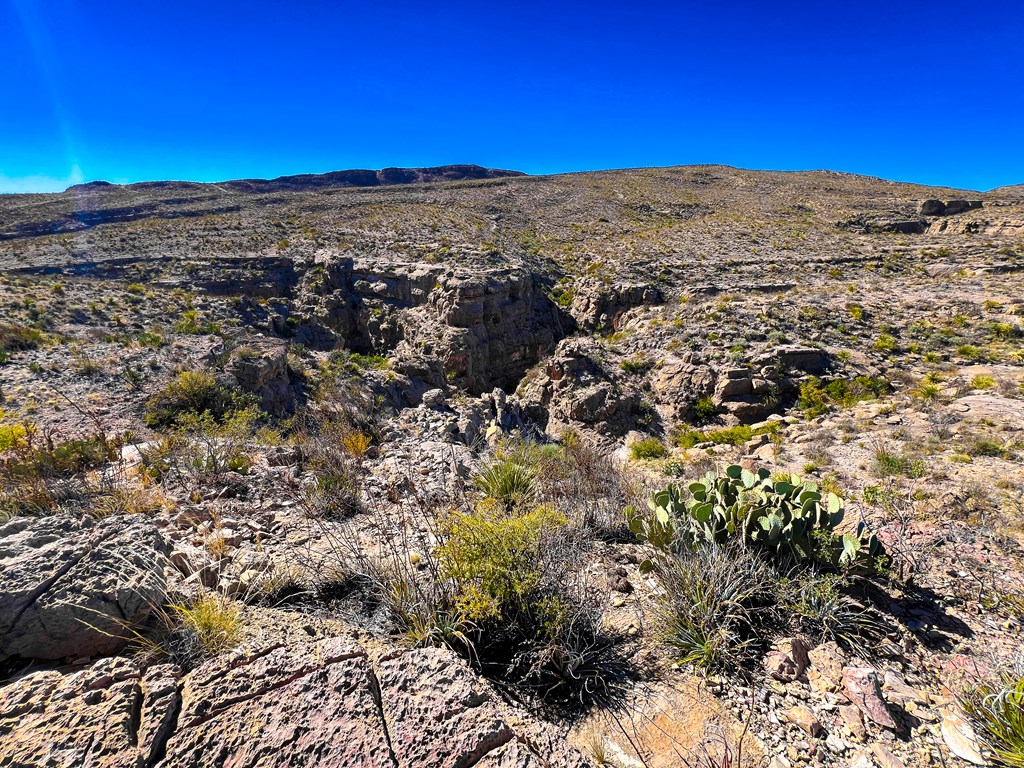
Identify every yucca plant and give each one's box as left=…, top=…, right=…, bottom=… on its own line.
left=961, top=665, right=1024, bottom=768
left=473, top=459, right=537, bottom=511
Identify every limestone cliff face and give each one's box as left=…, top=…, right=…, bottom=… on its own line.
left=294, top=253, right=568, bottom=394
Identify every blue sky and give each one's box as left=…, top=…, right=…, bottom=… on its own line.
left=2, top=0, right=1022, bottom=193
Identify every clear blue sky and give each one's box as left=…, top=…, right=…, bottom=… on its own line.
left=2, top=0, right=1022, bottom=193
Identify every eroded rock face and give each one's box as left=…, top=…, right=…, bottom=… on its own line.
left=570, top=280, right=663, bottom=332
left=414, top=271, right=566, bottom=394
left=0, top=639, right=587, bottom=768
left=520, top=337, right=641, bottom=436
left=228, top=340, right=293, bottom=414
left=298, top=255, right=567, bottom=395
left=0, top=515, right=169, bottom=661
left=161, top=637, right=392, bottom=768
left=0, top=657, right=180, bottom=768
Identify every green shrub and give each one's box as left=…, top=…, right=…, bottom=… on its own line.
left=968, top=438, right=1011, bottom=459
left=348, top=353, right=390, bottom=370
left=145, top=371, right=258, bottom=428
left=0, top=423, right=28, bottom=452
left=630, top=438, right=669, bottom=460
left=137, top=331, right=166, bottom=348
left=873, top=333, right=897, bottom=353
left=174, top=310, right=221, bottom=335
left=431, top=503, right=613, bottom=699
left=621, top=355, right=654, bottom=375
left=871, top=444, right=926, bottom=478
left=693, top=396, right=717, bottom=425
left=913, top=381, right=941, bottom=401
left=799, top=376, right=888, bottom=417
left=437, top=504, right=566, bottom=623
left=673, top=422, right=778, bottom=449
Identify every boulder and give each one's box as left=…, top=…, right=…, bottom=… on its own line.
left=0, top=657, right=179, bottom=767
left=940, top=707, right=986, bottom=765
left=754, top=344, right=829, bottom=375
left=570, top=280, right=663, bottom=332
left=376, top=647, right=588, bottom=768
left=0, top=515, right=169, bottom=661
left=944, top=200, right=983, bottom=215
left=160, top=637, right=391, bottom=767
left=785, top=704, right=823, bottom=737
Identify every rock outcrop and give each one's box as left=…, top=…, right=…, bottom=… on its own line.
left=918, top=199, right=984, bottom=216
left=569, top=280, right=663, bottom=332
left=0, top=638, right=587, bottom=768
left=291, top=254, right=569, bottom=394
left=0, top=515, right=169, bottom=661
left=228, top=340, right=293, bottom=414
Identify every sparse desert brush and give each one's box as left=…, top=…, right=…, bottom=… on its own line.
left=173, top=308, right=221, bottom=335
left=672, top=422, right=778, bottom=450
left=693, top=395, right=717, bottom=425
left=0, top=322, right=46, bottom=353
left=971, top=374, right=996, bottom=390
left=436, top=503, right=568, bottom=624
left=912, top=381, right=942, bottom=402
left=630, top=437, right=668, bottom=460
left=798, top=375, right=888, bottom=417
left=654, top=541, right=776, bottom=671
left=873, top=333, right=898, bottom=353
left=620, top=354, right=654, bottom=375
left=871, top=442, right=926, bottom=479
left=341, top=430, right=372, bottom=459
left=91, top=483, right=175, bottom=518
left=145, top=370, right=258, bottom=427
left=164, top=593, right=244, bottom=664
left=958, top=344, right=983, bottom=361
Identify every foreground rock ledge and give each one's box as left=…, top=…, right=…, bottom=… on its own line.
left=0, top=515, right=169, bottom=661
left=0, top=637, right=587, bottom=767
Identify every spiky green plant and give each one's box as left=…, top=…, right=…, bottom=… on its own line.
left=962, top=666, right=1024, bottom=768
left=473, top=459, right=537, bottom=511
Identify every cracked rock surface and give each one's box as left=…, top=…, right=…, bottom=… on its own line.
left=0, top=515, right=169, bottom=661
left=0, top=637, right=587, bottom=767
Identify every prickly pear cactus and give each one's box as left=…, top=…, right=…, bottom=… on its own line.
left=632, top=464, right=884, bottom=570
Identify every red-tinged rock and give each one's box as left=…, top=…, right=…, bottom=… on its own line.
left=841, top=667, right=898, bottom=730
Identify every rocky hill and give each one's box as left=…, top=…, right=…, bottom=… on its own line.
left=1, top=164, right=1023, bottom=768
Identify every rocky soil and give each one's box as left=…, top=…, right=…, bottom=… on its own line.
left=1, top=164, right=1023, bottom=767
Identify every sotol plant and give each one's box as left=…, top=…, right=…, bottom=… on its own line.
left=628, top=465, right=884, bottom=571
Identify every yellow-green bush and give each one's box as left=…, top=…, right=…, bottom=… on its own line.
left=630, top=438, right=669, bottom=460
left=436, top=503, right=567, bottom=623
left=145, top=371, right=258, bottom=427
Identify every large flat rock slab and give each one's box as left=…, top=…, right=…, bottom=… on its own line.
left=0, top=638, right=588, bottom=767
left=0, top=515, right=169, bottom=661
